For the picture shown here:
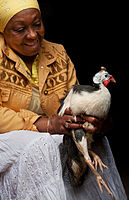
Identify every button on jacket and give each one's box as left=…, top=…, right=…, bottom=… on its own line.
left=0, top=34, right=78, bottom=133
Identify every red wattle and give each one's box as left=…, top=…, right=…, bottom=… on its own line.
left=104, top=79, right=110, bottom=87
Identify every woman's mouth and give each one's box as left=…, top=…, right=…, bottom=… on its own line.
left=24, top=40, right=40, bottom=50
left=22, top=39, right=41, bottom=56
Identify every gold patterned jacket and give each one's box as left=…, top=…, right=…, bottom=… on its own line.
left=0, top=34, right=77, bottom=133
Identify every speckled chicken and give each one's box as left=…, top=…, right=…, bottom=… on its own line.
left=59, top=67, right=116, bottom=198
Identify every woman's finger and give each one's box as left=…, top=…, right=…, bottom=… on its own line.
left=64, top=121, right=82, bottom=130
left=80, top=115, right=99, bottom=125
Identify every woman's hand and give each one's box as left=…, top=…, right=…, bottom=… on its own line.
left=34, top=108, right=85, bottom=135
left=49, top=108, right=107, bottom=135
left=80, top=113, right=112, bottom=135
left=34, top=108, right=112, bottom=136
left=79, top=115, right=103, bottom=134
left=48, top=109, right=82, bottom=135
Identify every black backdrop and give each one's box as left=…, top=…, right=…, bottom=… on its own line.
left=38, top=2, right=128, bottom=174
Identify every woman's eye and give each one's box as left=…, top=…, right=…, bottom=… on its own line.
left=33, top=22, right=41, bottom=28
left=14, top=27, right=25, bottom=32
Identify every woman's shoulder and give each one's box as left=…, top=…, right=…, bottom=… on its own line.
left=42, top=39, right=66, bottom=55
left=43, top=39, right=65, bottom=49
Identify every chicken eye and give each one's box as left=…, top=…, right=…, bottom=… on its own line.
left=105, top=74, right=108, bottom=77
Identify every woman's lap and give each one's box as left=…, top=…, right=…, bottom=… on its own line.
left=0, top=131, right=66, bottom=200
left=0, top=130, right=127, bottom=200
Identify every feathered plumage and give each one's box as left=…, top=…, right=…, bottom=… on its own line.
left=59, top=67, right=116, bottom=198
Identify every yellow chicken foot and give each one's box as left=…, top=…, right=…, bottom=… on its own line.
left=84, top=157, right=114, bottom=198
left=89, top=150, right=108, bottom=172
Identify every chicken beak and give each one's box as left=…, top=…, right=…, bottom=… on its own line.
left=110, top=75, right=116, bottom=83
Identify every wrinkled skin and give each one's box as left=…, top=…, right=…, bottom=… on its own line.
left=4, top=8, right=45, bottom=71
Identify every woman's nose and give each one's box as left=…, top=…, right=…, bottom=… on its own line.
left=26, top=27, right=37, bottom=39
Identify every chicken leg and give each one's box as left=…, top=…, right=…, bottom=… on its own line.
left=84, top=155, right=113, bottom=198
left=72, top=129, right=114, bottom=198
left=89, top=150, right=108, bottom=172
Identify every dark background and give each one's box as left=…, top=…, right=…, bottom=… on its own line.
left=38, top=2, right=128, bottom=196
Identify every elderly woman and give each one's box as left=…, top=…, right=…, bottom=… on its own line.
left=0, top=0, right=127, bottom=199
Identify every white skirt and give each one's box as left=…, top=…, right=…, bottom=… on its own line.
left=0, top=130, right=127, bottom=200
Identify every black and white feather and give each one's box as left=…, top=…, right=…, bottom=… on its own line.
left=59, top=67, right=116, bottom=189
left=59, top=68, right=113, bottom=120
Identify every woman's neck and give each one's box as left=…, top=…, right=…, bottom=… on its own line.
left=19, top=55, right=37, bottom=72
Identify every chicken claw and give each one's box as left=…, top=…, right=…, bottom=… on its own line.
left=84, top=157, right=114, bottom=198
left=89, top=150, right=108, bottom=172
left=96, top=174, right=114, bottom=198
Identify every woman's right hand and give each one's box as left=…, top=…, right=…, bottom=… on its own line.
left=34, top=109, right=83, bottom=136
left=48, top=115, right=84, bottom=135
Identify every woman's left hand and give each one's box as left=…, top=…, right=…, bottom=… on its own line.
left=78, top=114, right=103, bottom=134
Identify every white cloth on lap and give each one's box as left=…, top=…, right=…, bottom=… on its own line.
left=0, top=131, right=66, bottom=200
left=0, top=130, right=127, bottom=200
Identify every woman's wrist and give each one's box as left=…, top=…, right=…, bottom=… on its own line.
left=34, top=117, right=48, bottom=133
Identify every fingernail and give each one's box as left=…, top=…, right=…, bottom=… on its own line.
left=82, top=125, right=86, bottom=129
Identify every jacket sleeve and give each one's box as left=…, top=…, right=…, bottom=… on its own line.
left=0, top=98, right=40, bottom=133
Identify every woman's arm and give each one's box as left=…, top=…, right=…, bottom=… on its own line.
left=0, top=105, right=40, bottom=133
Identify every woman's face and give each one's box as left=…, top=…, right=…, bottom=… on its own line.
left=3, top=8, right=45, bottom=57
